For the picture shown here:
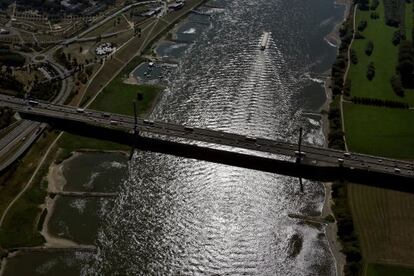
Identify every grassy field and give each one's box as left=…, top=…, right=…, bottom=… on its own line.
left=365, top=263, right=414, bottom=276
left=59, top=55, right=162, bottom=153
left=343, top=103, right=414, bottom=158
left=0, top=130, right=59, bottom=248
left=91, top=82, right=160, bottom=116
left=347, top=2, right=414, bottom=105
left=405, top=3, right=413, bottom=39
left=343, top=1, right=414, bottom=272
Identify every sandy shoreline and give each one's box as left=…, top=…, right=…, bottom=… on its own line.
left=40, top=152, right=80, bottom=247
left=40, top=149, right=127, bottom=247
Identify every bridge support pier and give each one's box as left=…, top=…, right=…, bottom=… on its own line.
left=129, top=100, right=139, bottom=160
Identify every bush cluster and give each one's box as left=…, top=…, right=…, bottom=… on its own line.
left=366, top=62, right=375, bottom=80
left=354, top=31, right=365, bottom=39
left=392, top=30, right=402, bottom=46
left=370, top=12, right=379, bottom=19
left=365, top=41, right=374, bottom=56
left=350, top=49, right=358, bottom=64
left=370, top=0, right=379, bottom=10
left=357, top=20, right=367, bottom=31
left=383, top=0, right=404, bottom=27
left=391, top=74, right=405, bottom=96
left=328, top=106, right=345, bottom=149
left=343, top=79, right=352, bottom=97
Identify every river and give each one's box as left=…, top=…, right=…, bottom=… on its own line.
left=2, top=0, right=344, bottom=275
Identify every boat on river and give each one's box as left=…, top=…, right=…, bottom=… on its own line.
left=260, top=31, right=270, bottom=50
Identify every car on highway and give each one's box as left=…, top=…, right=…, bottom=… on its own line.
left=144, top=120, right=154, bottom=125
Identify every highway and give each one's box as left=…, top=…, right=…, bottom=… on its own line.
left=1, top=95, right=413, bottom=183
left=0, top=58, right=72, bottom=171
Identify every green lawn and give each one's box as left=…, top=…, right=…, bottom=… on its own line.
left=0, top=180, right=46, bottom=248
left=405, top=3, right=413, bottom=40
left=366, top=263, right=414, bottom=276
left=90, top=80, right=161, bottom=117
left=343, top=103, right=414, bottom=159
left=0, top=131, right=59, bottom=248
left=90, top=56, right=162, bottom=116
left=348, top=2, right=414, bottom=105
left=59, top=56, right=162, bottom=152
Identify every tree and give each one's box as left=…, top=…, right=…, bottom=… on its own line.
left=366, top=62, right=375, bottom=80
left=396, top=41, right=414, bottom=87
left=356, top=0, right=369, bottom=10
left=365, top=40, right=374, bottom=56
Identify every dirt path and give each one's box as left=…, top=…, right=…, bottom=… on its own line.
left=340, top=4, right=357, bottom=152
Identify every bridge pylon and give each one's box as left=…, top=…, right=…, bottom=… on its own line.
left=129, top=100, right=139, bottom=160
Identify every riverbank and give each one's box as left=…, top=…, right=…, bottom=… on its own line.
left=40, top=153, right=78, bottom=248
left=0, top=1, right=208, bottom=273
left=321, top=1, right=352, bottom=275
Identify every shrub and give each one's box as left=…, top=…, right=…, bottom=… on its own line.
left=370, top=12, right=379, bottom=19
left=350, top=49, right=358, bottom=64
left=357, top=0, right=370, bottom=10
left=343, top=79, right=352, bottom=97
left=365, top=40, right=374, bottom=56
left=357, top=20, right=367, bottom=31
left=392, top=30, right=402, bottom=45
left=391, top=74, right=405, bottom=97
left=366, top=62, right=375, bottom=80
left=354, top=31, right=365, bottom=39
left=370, top=0, right=379, bottom=10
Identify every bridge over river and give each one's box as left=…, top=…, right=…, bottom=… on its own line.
left=1, top=95, right=413, bottom=192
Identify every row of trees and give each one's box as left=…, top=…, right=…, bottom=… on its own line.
left=331, top=17, right=354, bottom=97
left=331, top=180, right=363, bottom=276
left=383, top=0, right=404, bottom=27
left=396, top=40, right=414, bottom=87
left=329, top=5, right=363, bottom=275
left=327, top=107, right=345, bottom=150
left=351, top=96, right=409, bottom=108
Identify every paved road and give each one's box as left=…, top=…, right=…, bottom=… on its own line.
left=1, top=95, right=413, bottom=180
left=61, top=1, right=157, bottom=45
left=0, top=0, right=198, bottom=171
left=0, top=58, right=72, bottom=171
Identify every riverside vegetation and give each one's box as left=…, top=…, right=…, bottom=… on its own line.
left=329, top=0, right=414, bottom=275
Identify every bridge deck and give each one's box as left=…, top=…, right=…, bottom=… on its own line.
left=1, top=95, right=413, bottom=189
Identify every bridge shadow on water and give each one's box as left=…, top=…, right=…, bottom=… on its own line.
left=23, top=112, right=414, bottom=194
